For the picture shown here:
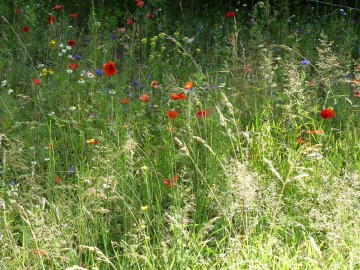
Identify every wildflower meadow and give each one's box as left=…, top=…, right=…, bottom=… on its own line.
left=1, top=0, right=360, bottom=269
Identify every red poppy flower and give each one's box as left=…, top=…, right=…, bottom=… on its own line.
left=140, top=94, right=149, bottom=102
left=166, top=110, right=179, bottom=119
left=68, top=40, right=76, bottom=46
left=126, top=18, right=134, bottom=26
left=226, top=11, right=236, bottom=18
left=102, top=61, right=117, bottom=77
left=184, top=81, right=193, bottom=90
left=68, top=63, right=79, bottom=70
left=55, top=175, right=61, bottom=184
left=15, top=9, right=23, bottom=13
left=355, top=91, right=360, bottom=98
left=151, top=80, right=160, bottom=89
left=353, top=79, right=360, bottom=85
left=70, top=13, right=78, bottom=19
left=52, top=5, right=63, bottom=10
left=163, top=175, right=179, bottom=188
left=171, top=92, right=187, bottom=100
left=296, top=138, right=305, bottom=144
left=23, top=26, right=29, bottom=33
left=121, top=99, right=130, bottom=104
left=32, top=78, right=41, bottom=85
left=196, top=110, right=210, bottom=118
left=47, top=16, right=56, bottom=24
left=146, top=13, right=155, bottom=19
left=87, top=139, right=99, bottom=145
left=136, top=0, right=144, bottom=7
left=320, top=109, right=335, bottom=119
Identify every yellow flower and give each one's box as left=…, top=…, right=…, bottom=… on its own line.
left=140, top=205, right=149, bottom=211
left=49, top=40, right=57, bottom=46
left=141, top=165, right=148, bottom=171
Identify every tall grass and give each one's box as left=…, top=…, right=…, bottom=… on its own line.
left=1, top=1, right=360, bottom=269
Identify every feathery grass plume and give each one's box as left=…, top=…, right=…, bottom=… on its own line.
left=192, top=136, right=216, bottom=155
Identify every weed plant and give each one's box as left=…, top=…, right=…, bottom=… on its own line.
left=0, top=1, right=360, bottom=269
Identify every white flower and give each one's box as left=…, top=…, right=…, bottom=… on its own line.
left=8, top=89, right=14, bottom=94
left=61, top=49, right=67, bottom=53
left=68, top=54, right=74, bottom=59
left=67, top=69, right=73, bottom=74
left=80, top=70, right=86, bottom=77
left=66, top=45, right=72, bottom=50
left=1, top=80, right=7, bottom=87
left=78, top=78, right=85, bottom=84
left=86, top=72, right=94, bottom=78
left=58, top=52, right=63, bottom=57
left=69, top=106, right=76, bottom=111
left=59, top=43, right=64, bottom=48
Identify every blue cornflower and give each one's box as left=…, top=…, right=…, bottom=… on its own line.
left=345, top=74, right=350, bottom=79
left=10, top=181, right=16, bottom=187
left=301, top=59, right=310, bottom=65
left=95, top=69, right=103, bottom=75
left=146, top=75, right=151, bottom=79
left=132, top=79, right=139, bottom=87
left=69, top=165, right=75, bottom=174
left=74, top=54, right=81, bottom=59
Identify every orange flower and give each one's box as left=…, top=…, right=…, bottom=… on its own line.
left=320, top=109, right=335, bottom=119
left=32, top=78, right=41, bottom=85
left=102, top=61, right=117, bottom=77
left=121, top=99, right=130, bottom=104
left=244, top=65, right=253, bottom=73
left=163, top=175, right=179, bottom=188
left=139, top=94, right=149, bottom=102
left=171, top=92, right=187, bottom=100
left=166, top=110, right=179, bottom=119
left=184, top=82, right=193, bottom=90
left=151, top=80, right=160, bottom=89
left=32, top=249, right=46, bottom=256
left=355, top=91, right=360, bottom=98
left=296, top=138, right=305, bottom=144
left=306, top=129, right=324, bottom=135
left=353, top=79, right=360, bottom=85
left=55, top=176, right=61, bottom=184
left=308, top=81, right=316, bottom=86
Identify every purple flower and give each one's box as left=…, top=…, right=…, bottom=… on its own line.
left=10, top=181, right=16, bottom=187
left=95, top=69, right=103, bottom=75
left=301, top=59, right=310, bottom=65
left=69, top=165, right=75, bottom=174
left=116, top=54, right=122, bottom=59
left=74, top=54, right=82, bottom=59
left=111, top=34, right=117, bottom=40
